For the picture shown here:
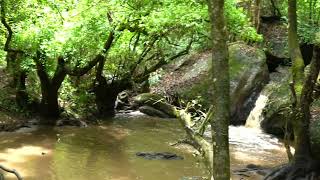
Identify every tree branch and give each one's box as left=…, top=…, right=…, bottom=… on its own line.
left=0, top=1, right=23, bottom=53
left=65, top=54, right=104, bottom=76
left=0, top=164, right=23, bottom=180
left=51, top=56, right=67, bottom=90
left=34, top=51, right=50, bottom=85
left=134, top=38, right=193, bottom=83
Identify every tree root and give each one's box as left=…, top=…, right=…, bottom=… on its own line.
left=264, top=163, right=320, bottom=180
left=0, top=165, right=23, bottom=180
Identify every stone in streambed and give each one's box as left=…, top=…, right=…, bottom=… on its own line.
left=138, top=106, right=171, bottom=118
left=136, top=152, right=183, bottom=160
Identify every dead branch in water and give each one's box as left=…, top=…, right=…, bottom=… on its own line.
left=0, top=165, right=23, bottom=180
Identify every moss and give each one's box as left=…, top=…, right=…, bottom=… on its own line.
left=178, top=42, right=267, bottom=110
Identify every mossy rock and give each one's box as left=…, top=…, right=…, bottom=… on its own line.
left=133, top=93, right=175, bottom=117
left=173, top=42, right=269, bottom=124
left=260, top=66, right=291, bottom=135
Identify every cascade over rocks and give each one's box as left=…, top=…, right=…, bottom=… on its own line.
left=260, top=66, right=291, bottom=136
left=151, top=42, right=269, bottom=124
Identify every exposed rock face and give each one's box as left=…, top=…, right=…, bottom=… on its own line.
left=152, top=42, right=269, bottom=124
left=260, top=20, right=289, bottom=60
left=260, top=66, right=291, bottom=136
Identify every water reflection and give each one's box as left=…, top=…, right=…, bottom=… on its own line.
left=0, top=117, right=207, bottom=180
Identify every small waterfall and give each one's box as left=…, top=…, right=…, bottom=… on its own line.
left=245, top=93, right=269, bottom=129
left=229, top=93, right=287, bottom=167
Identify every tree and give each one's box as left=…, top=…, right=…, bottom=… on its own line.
left=264, top=0, right=320, bottom=179
left=208, top=0, right=231, bottom=179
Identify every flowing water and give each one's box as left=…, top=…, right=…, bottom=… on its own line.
left=0, top=110, right=288, bottom=180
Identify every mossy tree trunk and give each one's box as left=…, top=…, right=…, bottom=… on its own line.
left=34, top=55, right=67, bottom=121
left=264, top=0, right=320, bottom=179
left=288, top=0, right=318, bottom=165
left=208, top=0, right=231, bottom=179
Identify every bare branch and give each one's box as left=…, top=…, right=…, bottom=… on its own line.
left=0, top=164, right=23, bottom=180
left=134, top=37, right=193, bottom=83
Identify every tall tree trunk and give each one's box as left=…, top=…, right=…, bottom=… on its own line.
left=254, top=0, right=261, bottom=32
left=264, top=3, right=320, bottom=180
left=94, top=60, right=130, bottom=117
left=208, top=0, right=230, bottom=179
left=35, top=54, right=67, bottom=121
left=40, top=87, right=60, bottom=121
left=288, top=0, right=314, bottom=163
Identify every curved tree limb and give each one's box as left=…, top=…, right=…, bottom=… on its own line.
left=0, top=164, right=23, bottom=180
left=0, top=1, right=23, bottom=53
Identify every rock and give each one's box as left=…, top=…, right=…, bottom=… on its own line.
left=115, top=91, right=130, bottom=110
left=56, top=118, right=88, bottom=128
left=152, top=42, right=269, bottom=125
left=136, top=152, right=183, bottom=160
left=233, top=164, right=272, bottom=179
left=260, top=66, right=291, bottom=136
left=133, top=93, right=176, bottom=118
left=138, top=106, right=171, bottom=118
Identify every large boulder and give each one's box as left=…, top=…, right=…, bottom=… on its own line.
left=260, top=66, right=291, bottom=135
left=138, top=106, right=171, bottom=118
left=152, top=42, right=269, bottom=124
left=133, top=93, right=176, bottom=118
left=260, top=65, right=320, bottom=157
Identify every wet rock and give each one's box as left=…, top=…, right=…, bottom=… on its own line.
left=56, top=118, right=88, bottom=128
left=136, top=152, right=183, bottom=160
left=138, top=106, right=171, bottom=118
left=115, top=91, right=130, bottom=110
left=260, top=66, right=291, bottom=136
left=133, top=93, right=175, bottom=118
left=233, top=164, right=272, bottom=179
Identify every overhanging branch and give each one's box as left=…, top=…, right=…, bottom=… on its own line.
left=0, top=1, right=23, bottom=53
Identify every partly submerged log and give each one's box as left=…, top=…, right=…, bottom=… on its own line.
left=133, top=93, right=214, bottom=169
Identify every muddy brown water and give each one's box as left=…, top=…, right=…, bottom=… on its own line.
left=0, top=113, right=287, bottom=180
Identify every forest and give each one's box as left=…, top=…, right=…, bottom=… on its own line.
left=0, top=0, right=319, bottom=179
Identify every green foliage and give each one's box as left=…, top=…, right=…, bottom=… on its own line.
left=0, top=0, right=263, bottom=117
left=225, top=0, right=263, bottom=42
left=297, top=0, right=320, bottom=43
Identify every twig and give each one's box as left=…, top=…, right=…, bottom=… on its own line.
left=0, top=165, right=23, bottom=180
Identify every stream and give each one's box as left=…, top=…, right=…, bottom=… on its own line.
left=0, top=108, right=288, bottom=180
